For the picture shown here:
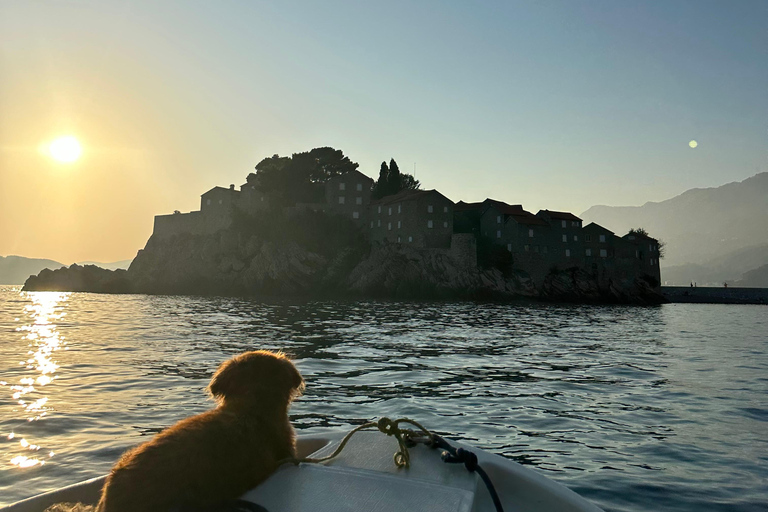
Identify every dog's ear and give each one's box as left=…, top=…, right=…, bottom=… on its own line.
left=208, top=354, right=246, bottom=400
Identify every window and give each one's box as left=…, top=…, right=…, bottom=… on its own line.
left=388, top=207, right=392, bottom=215
left=524, top=245, right=530, bottom=252
left=356, top=197, right=362, bottom=205
left=218, top=199, right=223, bottom=204
left=370, top=221, right=373, bottom=228
left=565, top=249, right=571, bottom=257
left=377, top=220, right=381, bottom=227
left=507, top=244, right=512, bottom=252
left=534, top=245, right=540, bottom=253
left=497, top=230, right=502, bottom=238
left=388, top=222, right=392, bottom=231
left=649, top=244, right=653, bottom=252
left=378, top=206, right=381, bottom=213
left=562, top=234, right=567, bottom=242
left=585, top=235, right=592, bottom=242
left=206, top=199, right=211, bottom=205
left=572, top=221, right=578, bottom=227
left=586, top=248, right=592, bottom=256
left=497, top=215, right=502, bottom=224
left=443, top=221, right=448, bottom=228
left=561, top=220, right=566, bottom=228
left=352, top=211, right=359, bottom=219
left=600, top=249, right=607, bottom=258
left=529, top=229, right=534, bottom=238
left=338, top=196, right=345, bottom=204
left=397, top=221, right=401, bottom=229
left=428, top=205, right=434, bottom=213
left=443, top=206, right=448, bottom=213
left=599, top=234, right=606, bottom=243
left=356, top=183, right=362, bottom=191
left=398, top=204, right=401, bottom=213
left=339, top=183, right=345, bottom=191
left=397, top=236, right=401, bottom=243
left=408, top=236, right=413, bottom=242
left=573, top=235, right=578, bottom=242
left=428, top=220, right=434, bottom=229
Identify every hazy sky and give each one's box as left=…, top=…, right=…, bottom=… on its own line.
left=1, top=1, right=766, bottom=263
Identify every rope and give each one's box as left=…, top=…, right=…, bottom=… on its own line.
left=279, top=416, right=504, bottom=512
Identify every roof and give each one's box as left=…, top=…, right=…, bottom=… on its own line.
left=583, top=222, right=614, bottom=235
left=536, top=209, right=582, bottom=221
left=507, top=210, right=550, bottom=226
left=201, top=186, right=240, bottom=197
left=326, top=169, right=375, bottom=184
left=371, top=189, right=452, bottom=206
left=623, top=231, right=657, bottom=241
left=454, top=201, right=485, bottom=212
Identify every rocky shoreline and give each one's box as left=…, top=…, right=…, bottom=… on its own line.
left=23, top=227, right=666, bottom=304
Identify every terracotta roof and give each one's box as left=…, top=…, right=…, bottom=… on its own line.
left=507, top=210, right=550, bottom=226
left=371, top=189, right=451, bottom=206
left=537, top=209, right=582, bottom=221
left=454, top=200, right=485, bottom=212
left=623, top=231, right=656, bottom=241
left=583, top=222, right=614, bottom=235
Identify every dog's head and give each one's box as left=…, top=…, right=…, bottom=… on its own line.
left=208, top=350, right=304, bottom=407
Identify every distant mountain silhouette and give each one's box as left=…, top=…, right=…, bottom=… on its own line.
left=581, top=172, right=768, bottom=268
left=0, top=255, right=64, bottom=284
left=76, top=259, right=133, bottom=271
left=736, top=263, right=768, bottom=287
left=661, top=243, right=768, bottom=286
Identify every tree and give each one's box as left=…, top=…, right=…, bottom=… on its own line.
left=628, top=227, right=649, bottom=237
left=372, top=158, right=420, bottom=199
left=387, top=159, right=401, bottom=193
left=252, top=147, right=359, bottom=205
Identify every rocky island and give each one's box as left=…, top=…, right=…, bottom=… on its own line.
left=23, top=148, right=665, bottom=304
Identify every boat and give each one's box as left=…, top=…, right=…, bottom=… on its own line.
left=3, top=421, right=604, bottom=512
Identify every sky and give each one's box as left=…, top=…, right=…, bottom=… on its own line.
left=1, top=0, right=766, bottom=263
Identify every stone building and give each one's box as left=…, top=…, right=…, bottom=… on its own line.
left=582, top=222, right=616, bottom=260
left=621, top=231, right=662, bottom=285
left=324, top=170, right=375, bottom=225
left=536, top=210, right=583, bottom=265
left=369, top=189, right=454, bottom=248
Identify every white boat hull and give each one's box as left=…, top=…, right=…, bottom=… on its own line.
left=3, top=431, right=603, bottom=512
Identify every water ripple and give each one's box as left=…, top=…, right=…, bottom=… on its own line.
left=0, top=289, right=766, bottom=511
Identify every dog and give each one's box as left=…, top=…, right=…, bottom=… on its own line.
left=45, top=350, right=303, bottom=512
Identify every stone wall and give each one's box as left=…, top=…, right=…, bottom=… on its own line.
left=152, top=210, right=232, bottom=239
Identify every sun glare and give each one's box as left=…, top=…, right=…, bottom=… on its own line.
left=48, top=136, right=82, bottom=163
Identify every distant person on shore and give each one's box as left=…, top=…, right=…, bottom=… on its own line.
left=724, top=282, right=728, bottom=288
left=690, top=282, right=694, bottom=288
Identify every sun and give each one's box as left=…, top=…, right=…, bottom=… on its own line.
left=49, top=136, right=82, bottom=163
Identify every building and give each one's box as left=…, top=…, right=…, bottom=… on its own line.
left=324, top=170, right=375, bottom=224
left=369, top=189, right=454, bottom=248
left=582, top=222, right=616, bottom=260
left=536, top=210, right=583, bottom=264
left=621, top=230, right=662, bottom=285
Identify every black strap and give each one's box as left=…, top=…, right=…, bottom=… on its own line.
left=179, top=499, right=269, bottom=512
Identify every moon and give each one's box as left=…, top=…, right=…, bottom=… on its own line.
left=49, top=136, right=82, bottom=163
left=689, top=140, right=698, bottom=149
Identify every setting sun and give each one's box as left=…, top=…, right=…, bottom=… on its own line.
left=48, top=136, right=82, bottom=163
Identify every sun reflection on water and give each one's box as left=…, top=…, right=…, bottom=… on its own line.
left=3, top=292, right=69, bottom=468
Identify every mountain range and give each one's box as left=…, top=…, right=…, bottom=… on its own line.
left=581, top=172, right=768, bottom=286
left=0, top=256, right=132, bottom=285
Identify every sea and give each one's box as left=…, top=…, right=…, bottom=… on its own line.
left=0, top=286, right=765, bottom=511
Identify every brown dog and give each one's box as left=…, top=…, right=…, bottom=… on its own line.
left=46, top=350, right=303, bottom=512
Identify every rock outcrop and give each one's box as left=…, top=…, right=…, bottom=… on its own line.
left=22, top=211, right=666, bottom=304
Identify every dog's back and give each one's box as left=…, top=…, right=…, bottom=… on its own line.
left=46, top=351, right=303, bottom=512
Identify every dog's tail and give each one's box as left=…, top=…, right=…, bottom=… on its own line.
left=43, top=503, right=96, bottom=512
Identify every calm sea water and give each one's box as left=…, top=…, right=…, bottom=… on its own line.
left=0, top=287, right=765, bottom=511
